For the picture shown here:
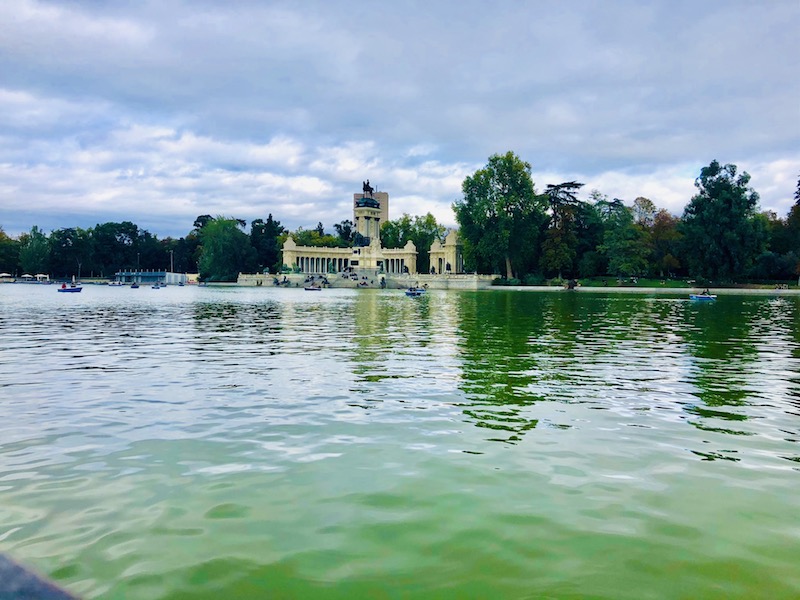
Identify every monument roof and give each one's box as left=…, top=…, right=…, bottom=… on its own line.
left=356, top=197, right=380, bottom=209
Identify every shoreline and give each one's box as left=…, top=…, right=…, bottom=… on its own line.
left=493, top=285, right=800, bottom=296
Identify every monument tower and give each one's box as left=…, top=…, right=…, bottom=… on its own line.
left=353, top=179, right=389, bottom=245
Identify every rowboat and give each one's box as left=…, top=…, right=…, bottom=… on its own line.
left=58, top=285, right=82, bottom=293
left=405, top=287, right=426, bottom=297
left=689, top=294, right=716, bottom=301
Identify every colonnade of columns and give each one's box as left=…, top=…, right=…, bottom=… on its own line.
left=296, top=256, right=351, bottom=274
left=384, top=258, right=407, bottom=274
left=293, top=255, right=409, bottom=274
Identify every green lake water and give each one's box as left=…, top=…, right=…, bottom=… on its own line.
left=1, top=285, right=799, bottom=599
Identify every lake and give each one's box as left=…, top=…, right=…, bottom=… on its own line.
left=1, top=284, right=799, bottom=599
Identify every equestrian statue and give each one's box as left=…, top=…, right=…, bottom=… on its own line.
left=362, top=179, right=374, bottom=198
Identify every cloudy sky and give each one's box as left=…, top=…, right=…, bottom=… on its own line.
left=1, top=0, right=798, bottom=238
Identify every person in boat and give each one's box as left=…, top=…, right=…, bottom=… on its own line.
left=61, top=283, right=67, bottom=289
left=702, top=288, right=710, bottom=295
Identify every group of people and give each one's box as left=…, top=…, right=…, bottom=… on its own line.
left=304, top=275, right=329, bottom=285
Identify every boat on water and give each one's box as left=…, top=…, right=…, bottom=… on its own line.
left=58, top=283, right=82, bottom=293
left=405, top=287, right=426, bottom=297
left=130, top=283, right=139, bottom=289
left=304, top=286, right=321, bottom=291
left=690, top=293, right=717, bottom=301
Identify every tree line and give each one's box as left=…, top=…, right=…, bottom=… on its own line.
left=0, top=215, right=288, bottom=282
left=454, top=152, right=800, bottom=284
left=1, top=155, right=797, bottom=283
left=0, top=210, right=448, bottom=282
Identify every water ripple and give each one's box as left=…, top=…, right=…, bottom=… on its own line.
left=1, top=285, right=799, bottom=598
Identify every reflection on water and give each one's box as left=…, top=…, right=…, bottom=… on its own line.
left=1, top=285, right=799, bottom=599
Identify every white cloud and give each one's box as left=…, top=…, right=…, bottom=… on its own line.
left=746, top=158, right=800, bottom=215
left=0, top=1, right=797, bottom=238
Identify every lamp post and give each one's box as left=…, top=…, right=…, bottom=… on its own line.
left=170, top=250, right=174, bottom=273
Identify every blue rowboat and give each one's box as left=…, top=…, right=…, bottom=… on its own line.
left=689, top=294, right=716, bottom=301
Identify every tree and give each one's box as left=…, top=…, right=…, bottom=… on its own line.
left=167, top=235, right=199, bottom=274
left=49, top=227, right=94, bottom=278
left=632, top=197, right=657, bottom=228
left=540, top=181, right=585, bottom=279
left=291, top=227, right=347, bottom=248
left=454, top=151, right=546, bottom=278
left=381, top=213, right=447, bottom=273
left=651, top=209, right=682, bottom=277
left=380, top=214, right=414, bottom=250
left=573, top=202, right=606, bottom=277
left=787, top=177, right=800, bottom=250
left=193, top=215, right=213, bottom=231
left=18, top=226, right=50, bottom=275
left=598, top=200, right=651, bottom=277
left=137, top=229, right=164, bottom=270
left=0, top=226, right=20, bottom=275
left=333, top=220, right=354, bottom=245
left=92, top=221, right=140, bottom=276
left=198, top=217, right=258, bottom=281
left=251, top=215, right=286, bottom=272
left=411, top=214, right=445, bottom=274
left=680, top=160, right=765, bottom=281
left=795, top=174, right=800, bottom=204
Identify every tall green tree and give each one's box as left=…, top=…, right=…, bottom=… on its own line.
left=540, top=181, right=585, bottom=278
left=380, top=214, right=414, bottom=250
left=795, top=174, right=800, bottom=204
left=651, top=209, right=682, bottom=277
left=0, top=226, right=20, bottom=275
left=18, top=226, right=50, bottom=275
left=137, top=229, right=165, bottom=270
left=680, top=160, right=765, bottom=280
left=454, top=151, right=546, bottom=278
left=49, top=227, right=94, bottom=278
left=251, top=215, right=286, bottom=272
left=768, top=178, right=800, bottom=282
left=92, top=221, right=140, bottom=276
left=598, top=199, right=651, bottom=277
left=574, top=201, right=606, bottom=277
left=787, top=176, right=800, bottom=249
left=164, top=235, right=198, bottom=274
left=380, top=213, right=446, bottom=273
left=198, top=217, right=258, bottom=281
